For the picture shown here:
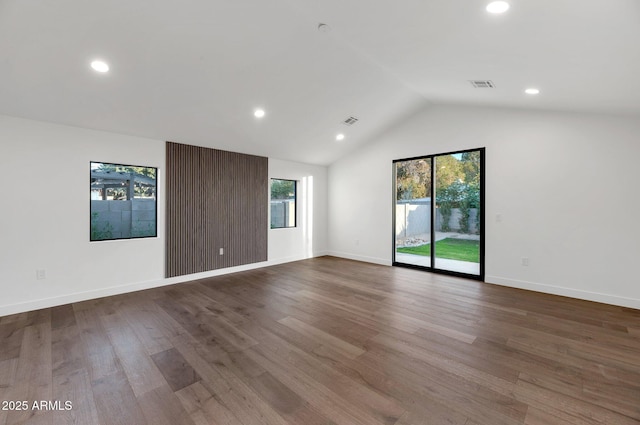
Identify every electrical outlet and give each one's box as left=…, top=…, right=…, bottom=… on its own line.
left=355, top=239, right=360, bottom=246
left=36, top=269, right=46, bottom=280
left=496, top=214, right=503, bottom=223
left=521, top=257, right=529, bottom=266
left=219, top=248, right=224, bottom=255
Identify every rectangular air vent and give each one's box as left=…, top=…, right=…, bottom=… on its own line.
left=342, top=116, right=359, bottom=126
left=469, top=80, right=495, bottom=88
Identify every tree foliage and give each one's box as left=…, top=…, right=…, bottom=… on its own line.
left=396, top=155, right=466, bottom=201
left=396, top=152, right=481, bottom=233
left=434, top=155, right=464, bottom=193
left=396, top=159, right=431, bottom=200
left=271, top=179, right=295, bottom=200
left=96, top=163, right=156, bottom=179
left=461, top=151, right=480, bottom=186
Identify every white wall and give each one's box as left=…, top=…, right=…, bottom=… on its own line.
left=269, top=159, right=328, bottom=263
left=328, top=105, right=640, bottom=309
left=0, top=115, right=328, bottom=316
left=0, top=115, right=166, bottom=315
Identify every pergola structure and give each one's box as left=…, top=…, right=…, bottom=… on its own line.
left=90, top=170, right=156, bottom=200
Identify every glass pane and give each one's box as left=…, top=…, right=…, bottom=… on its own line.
left=271, top=179, right=296, bottom=228
left=90, top=162, right=157, bottom=241
left=433, top=151, right=480, bottom=275
left=395, top=158, right=432, bottom=267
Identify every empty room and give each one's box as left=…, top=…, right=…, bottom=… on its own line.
left=1, top=1, right=639, bottom=424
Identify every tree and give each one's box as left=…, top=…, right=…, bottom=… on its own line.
left=271, top=180, right=295, bottom=200
left=459, top=182, right=480, bottom=233
left=97, top=163, right=156, bottom=179
left=460, top=151, right=480, bottom=186
left=396, top=155, right=465, bottom=200
left=458, top=152, right=481, bottom=233
left=395, top=152, right=481, bottom=233
left=434, top=155, right=463, bottom=193
left=437, top=181, right=465, bottom=231
left=396, top=159, right=431, bottom=200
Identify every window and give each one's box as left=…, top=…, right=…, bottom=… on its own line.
left=270, top=179, right=296, bottom=228
left=90, top=162, right=157, bottom=241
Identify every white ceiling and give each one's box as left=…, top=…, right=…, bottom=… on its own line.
left=1, top=0, right=639, bottom=165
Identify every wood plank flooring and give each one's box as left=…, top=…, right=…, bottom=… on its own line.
left=1, top=256, right=639, bottom=425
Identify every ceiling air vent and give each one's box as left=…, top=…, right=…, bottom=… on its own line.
left=469, top=80, right=495, bottom=88
left=342, top=116, right=359, bottom=126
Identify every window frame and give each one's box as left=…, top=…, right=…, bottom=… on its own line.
left=90, top=161, right=158, bottom=242
left=270, top=178, right=297, bottom=229
left=392, top=147, right=485, bottom=281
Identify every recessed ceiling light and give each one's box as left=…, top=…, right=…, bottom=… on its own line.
left=90, top=60, right=109, bottom=73
left=486, top=1, right=510, bottom=14
left=336, top=134, right=345, bottom=141
left=254, top=109, right=265, bottom=118
left=525, top=88, right=540, bottom=95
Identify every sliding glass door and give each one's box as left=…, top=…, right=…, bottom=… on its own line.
left=393, top=148, right=484, bottom=280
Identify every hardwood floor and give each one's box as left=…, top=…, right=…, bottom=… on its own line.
left=1, top=256, right=639, bottom=425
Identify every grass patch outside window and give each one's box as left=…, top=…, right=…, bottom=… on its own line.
left=396, top=238, right=479, bottom=263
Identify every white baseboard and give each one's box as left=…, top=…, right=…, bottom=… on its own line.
left=327, top=251, right=392, bottom=266
left=486, top=275, right=640, bottom=310
left=5, top=256, right=637, bottom=317
left=0, top=278, right=175, bottom=318
left=0, top=252, right=329, bottom=317
left=267, top=251, right=330, bottom=266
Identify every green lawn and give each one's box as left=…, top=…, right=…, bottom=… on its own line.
left=396, top=238, right=479, bottom=263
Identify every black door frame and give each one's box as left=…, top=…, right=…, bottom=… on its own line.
left=392, top=147, right=485, bottom=281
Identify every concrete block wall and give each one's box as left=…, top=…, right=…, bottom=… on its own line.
left=396, top=203, right=479, bottom=238
left=270, top=200, right=295, bottom=228
left=131, top=199, right=156, bottom=237
left=91, top=198, right=156, bottom=240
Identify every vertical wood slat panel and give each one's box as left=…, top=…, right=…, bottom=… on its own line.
left=166, top=142, right=268, bottom=278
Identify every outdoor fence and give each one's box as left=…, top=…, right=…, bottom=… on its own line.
left=270, top=200, right=295, bottom=228
left=91, top=198, right=156, bottom=239
left=396, top=201, right=478, bottom=239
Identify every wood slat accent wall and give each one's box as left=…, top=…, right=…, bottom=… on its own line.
left=166, top=142, right=268, bottom=277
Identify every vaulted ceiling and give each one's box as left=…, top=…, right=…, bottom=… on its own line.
left=1, top=0, right=638, bottom=164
